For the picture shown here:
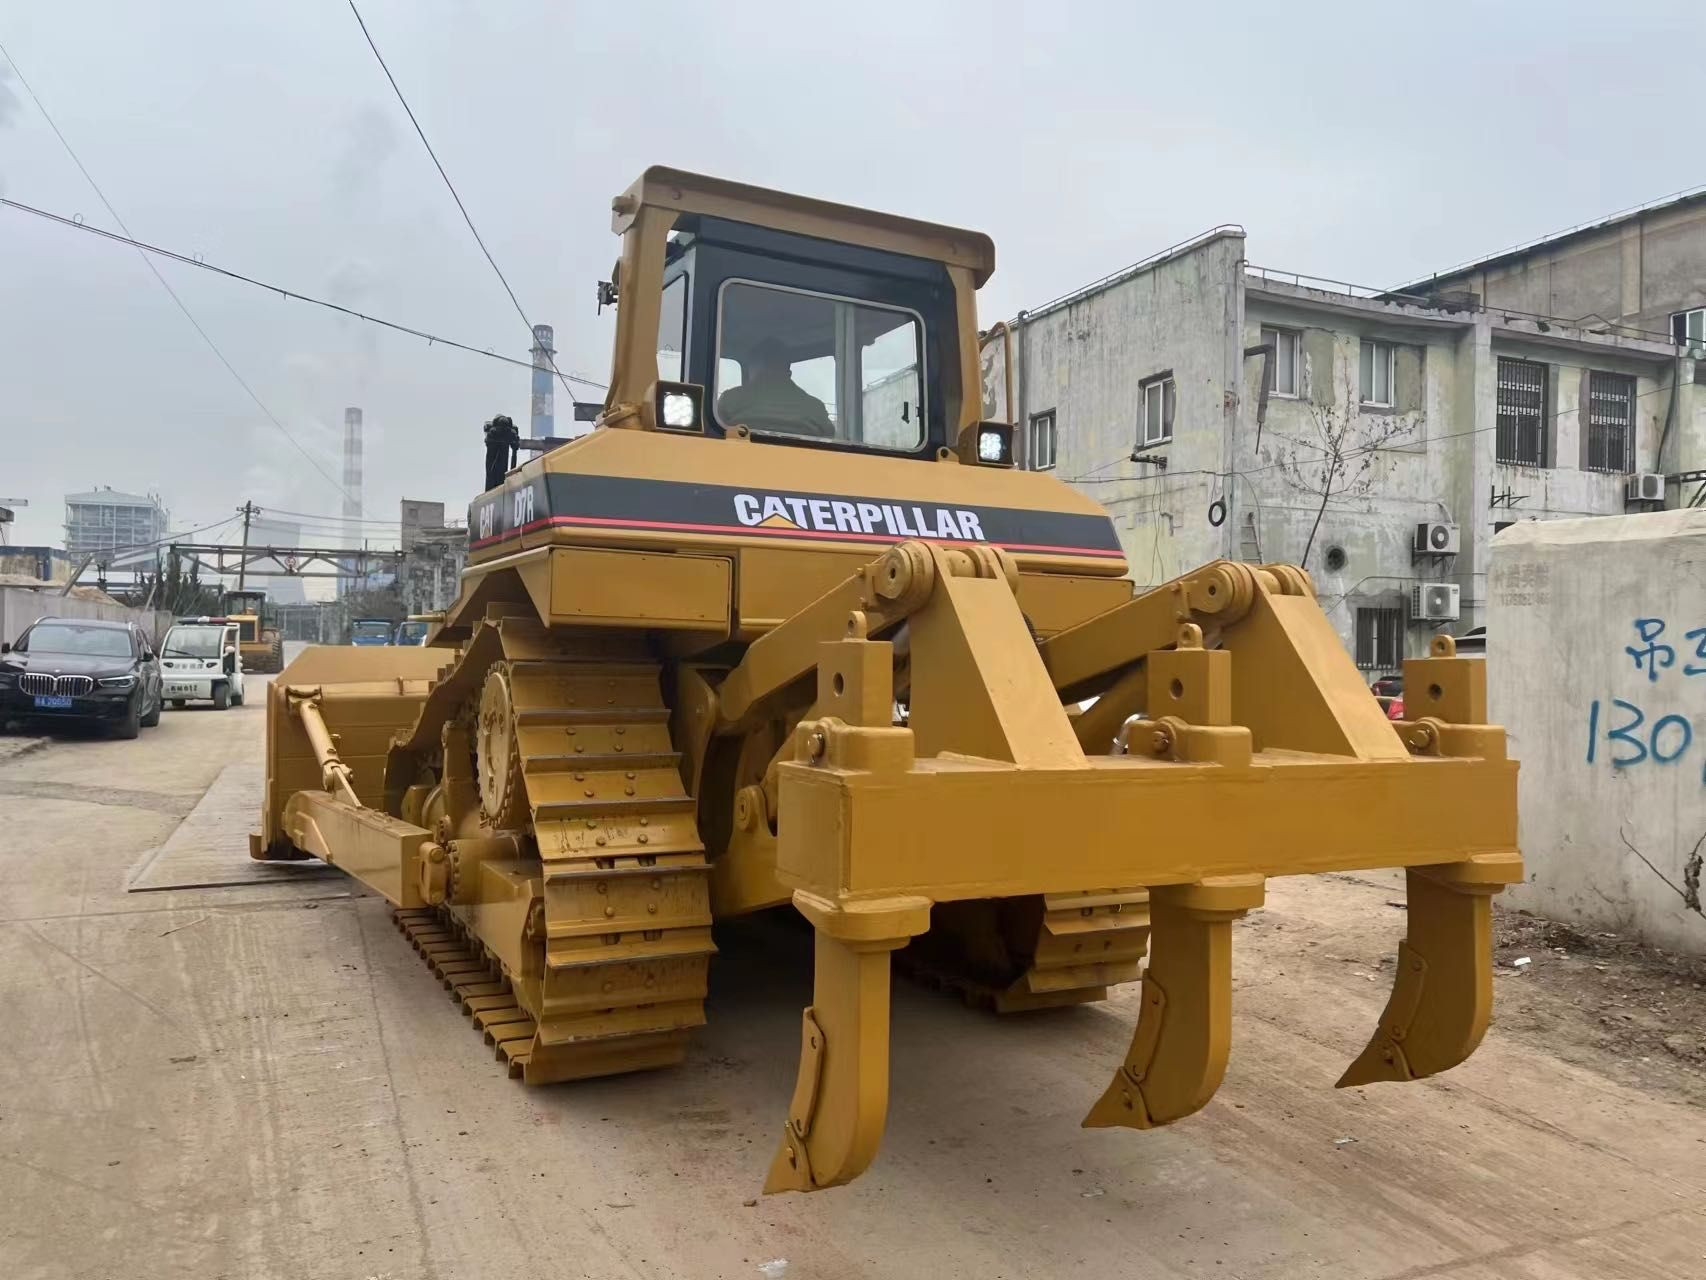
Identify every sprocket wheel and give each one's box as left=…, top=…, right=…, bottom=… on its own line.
left=475, top=666, right=528, bottom=830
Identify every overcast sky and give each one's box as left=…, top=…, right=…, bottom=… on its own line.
left=1, top=1, right=1699, bottom=557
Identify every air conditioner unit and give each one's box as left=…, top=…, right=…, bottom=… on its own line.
left=1413, top=521, right=1460, bottom=556
left=1625, top=472, right=1665, bottom=504
left=1412, top=581, right=1461, bottom=622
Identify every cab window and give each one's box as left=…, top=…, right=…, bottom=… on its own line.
left=713, top=280, right=925, bottom=451
left=658, top=275, right=687, bottom=382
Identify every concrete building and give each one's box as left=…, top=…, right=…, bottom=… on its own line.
left=1398, top=186, right=1706, bottom=348
left=1490, top=511, right=1706, bottom=955
left=0, top=545, right=79, bottom=586
left=400, top=499, right=446, bottom=551
left=64, top=487, right=168, bottom=569
left=398, top=498, right=467, bottom=615
left=983, top=230, right=1704, bottom=674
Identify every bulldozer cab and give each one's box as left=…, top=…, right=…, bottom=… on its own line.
left=659, top=220, right=944, bottom=455
left=223, top=589, right=267, bottom=644
left=597, top=167, right=1002, bottom=466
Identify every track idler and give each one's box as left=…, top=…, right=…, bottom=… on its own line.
left=1083, top=875, right=1264, bottom=1130
left=1339, top=851, right=1522, bottom=1086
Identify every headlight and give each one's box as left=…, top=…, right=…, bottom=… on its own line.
left=98, top=675, right=137, bottom=690
left=653, top=380, right=704, bottom=433
left=662, top=391, right=696, bottom=429
left=975, top=423, right=1013, bottom=465
left=0, top=671, right=14, bottom=688
left=205, top=660, right=219, bottom=670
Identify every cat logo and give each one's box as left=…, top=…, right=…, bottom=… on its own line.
left=733, top=492, right=986, bottom=541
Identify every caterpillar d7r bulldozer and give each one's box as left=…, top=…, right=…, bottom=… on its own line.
left=253, top=167, right=1521, bottom=1194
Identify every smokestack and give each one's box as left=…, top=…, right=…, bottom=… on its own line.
left=343, top=406, right=362, bottom=594
left=530, top=324, right=555, bottom=438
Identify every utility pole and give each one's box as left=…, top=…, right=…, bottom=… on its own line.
left=236, top=500, right=257, bottom=592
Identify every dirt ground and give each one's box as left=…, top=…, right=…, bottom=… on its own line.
left=2, top=679, right=1704, bottom=1279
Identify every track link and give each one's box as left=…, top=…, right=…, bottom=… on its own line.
left=901, top=889, right=1151, bottom=1012
left=395, top=626, right=715, bottom=1083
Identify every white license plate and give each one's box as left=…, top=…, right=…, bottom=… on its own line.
left=165, top=683, right=199, bottom=696
left=33, top=695, right=74, bottom=709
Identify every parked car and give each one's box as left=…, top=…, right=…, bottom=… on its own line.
left=159, top=619, right=245, bottom=710
left=350, top=618, right=394, bottom=646
left=0, top=617, right=163, bottom=738
left=394, top=618, right=431, bottom=646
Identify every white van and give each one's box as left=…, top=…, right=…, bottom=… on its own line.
left=159, top=619, right=245, bottom=710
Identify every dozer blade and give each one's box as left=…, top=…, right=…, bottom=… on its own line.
left=1083, top=875, right=1264, bottom=1130
left=1339, top=851, right=1523, bottom=1087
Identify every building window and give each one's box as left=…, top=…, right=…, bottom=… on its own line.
left=1354, top=606, right=1404, bottom=671
left=1585, top=371, right=1634, bottom=474
left=1029, top=411, right=1057, bottom=470
left=1139, top=374, right=1175, bottom=446
left=1495, top=357, right=1548, bottom=466
left=1672, top=308, right=1704, bottom=347
left=1359, top=339, right=1395, bottom=407
left=1261, top=327, right=1300, bottom=397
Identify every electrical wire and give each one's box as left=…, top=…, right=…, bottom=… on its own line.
left=0, top=196, right=603, bottom=388
left=0, top=42, right=356, bottom=505
left=347, top=1, right=597, bottom=397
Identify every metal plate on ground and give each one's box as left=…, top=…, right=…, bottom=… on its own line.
left=128, top=762, right=341, bottom=892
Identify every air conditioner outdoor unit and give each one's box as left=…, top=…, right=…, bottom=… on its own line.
left=1412, top=581, right=1461, bottom=622
left=1625, top=472, right=1665, bottom=504
left=1413, top=521, right=1460, bottom=556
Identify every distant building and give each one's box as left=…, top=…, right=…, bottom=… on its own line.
left=398, top=497, right=466, bottom=614
left=982, top=227, right=1705, bottom=674
left=64, top=487, right=168, bottom=572
left=400, top=499, right=447, bottom=550
left=1398, top=187, right=1706, bottom=348
left=0, top=545, right=78, bottom=586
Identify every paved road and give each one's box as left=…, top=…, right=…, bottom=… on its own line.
left=1, top=669, right=1703, bottom=1279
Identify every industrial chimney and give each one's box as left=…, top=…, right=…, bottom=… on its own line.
left=530, top=325, right=555, bottom=438
left=343, top=406, right=363, bottom=595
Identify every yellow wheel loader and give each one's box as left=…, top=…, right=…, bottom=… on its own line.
left=253, top=167, right=1521, bottom=1194
left=225, top=588, right=285, bottom=674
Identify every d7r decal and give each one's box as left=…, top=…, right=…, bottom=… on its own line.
left=470, top=473, right=1120, bottom=559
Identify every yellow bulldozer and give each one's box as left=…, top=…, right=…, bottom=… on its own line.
left=224, top=588, right=285, bottom=674
left=254, top=167, right=1521, bottom=1194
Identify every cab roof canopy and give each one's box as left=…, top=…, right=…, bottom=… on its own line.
left=613, top=166, right=995, bottom=288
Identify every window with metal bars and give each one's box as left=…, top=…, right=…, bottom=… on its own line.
left=1496, top=358, right=1548, bottom=466
left=1585, top=372, right=1634, bottom=473
left=1354, top=606, right=1404, bottom=671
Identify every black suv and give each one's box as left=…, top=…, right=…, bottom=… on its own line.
left=0, top=617, right=164, bottom=738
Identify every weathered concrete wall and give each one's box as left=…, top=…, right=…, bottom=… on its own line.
left=1240, top=288, right=1471, bottom=657
left=982, top=232, right=1245, bottom=588
left=0, top=588, right=171, bottom=646
left=980, top=238, right=1700, bottom=678
left=1420, top=195, right=1706, bottom=337
left=1490, top=511, right=1706, bottom=955
left=1238, top=287, right=1681, bottom=669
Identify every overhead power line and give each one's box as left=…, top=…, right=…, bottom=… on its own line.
left=0, top=195, right=605, bottom=389
left=0, top=41, right=355, bottom=505
left=347, top=1, right=594, bottom=398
